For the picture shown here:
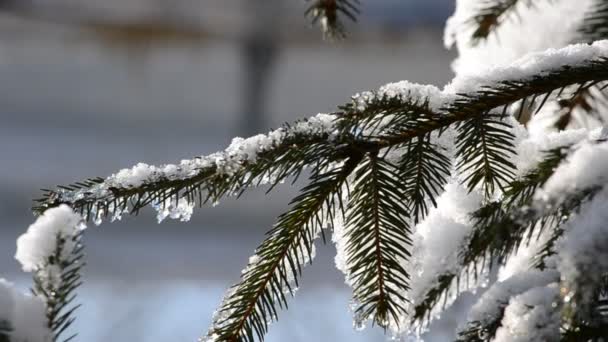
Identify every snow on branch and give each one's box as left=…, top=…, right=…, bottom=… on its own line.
left=16, top=205, right=82, bottom=274
left=15, top=205, right=85, bottom=342
left=445, top=0, right=595, bottom=76
left=409, top=127, right=603, bottom=329
left=33, top=42, right=608, bottom=228
left=492, top=283, right=560, bottom=342
left=535, top=137, right=608, bottom=205
left=35, top=114, right=337, bottom=224
left=555, top=188, right=608, bottom=323
left=456, top=270, right=558, bottom=340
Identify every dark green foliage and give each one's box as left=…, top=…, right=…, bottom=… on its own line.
left=33, top=233, right=85, bottom=342
left=461, top=149, right=565, bottom=267
left=337, top=94, right=437, bottom=139
left=399, top=134, right=451, bottom=224
left=206, top=155, right=362, bottom=342
left=343, top=154, right=411, bottom=329
left=304, top=0, right=360, bottom=39
left=455, top=113, right=516, bottom=197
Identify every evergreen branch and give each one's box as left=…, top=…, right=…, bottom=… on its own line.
left=411, top=273, right=457, bottom=324
left=455, top=113, right=516, bottom=197
left=33, top=54, right=608, bottom=228
left=578, top=0, right=608, bottom=42
left=464, top=0, right=535, bottom=45
left=33, top=116, right=338, bottom=222
left=462, top=148, right=566, bottom=265
left=344, top=154, right=411, bottom=329
left=354, top=58, right=608, bottom=150
left=205, top=155, right=362, bottom=342
left=455, top=269, right=560, bottom=342
left=337, top=92, right=438, bottom=138
left=399, top=134, right=452, bottom=223
left=32, top=232, right=85, bottom=342
left=445, top=58, right=608, bottom=120
left=304, top=0, right=360, bottom=39
left=411, top=149, right=567, bottom=325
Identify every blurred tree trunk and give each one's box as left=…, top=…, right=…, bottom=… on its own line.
left=239, top=0, right=280, bottom=135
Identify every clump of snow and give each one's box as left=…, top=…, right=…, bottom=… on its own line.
left=445, top=0, right=595, bottom=76
left=515, top=126, right=589, bottom=175
left=0, top=279, right=52, bottom=342
left=15, top=204, right=81, bottom=273
left=154, top=198, right=195, bottom=223
left=466, top=270, right=558, bottom=326
left=497, top=227, right=554, bottom=282
left=407, top=182, right=484, bottom=322
left=352, top=81, right=451, bottom=112
left=493, top=283, right=560, bottom=342
left=536, top=139, right=608, bottom=203
left=445, top=40, right=608, bottom=96
left=106, top=113, right=336, bottom=190
left=556, top=189, right=608, bottom=307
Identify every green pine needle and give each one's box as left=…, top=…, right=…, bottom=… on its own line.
left=205, top=155, right=362, bottom=342
left=399, top=134, right=452, bottom=224
left=455, top=113, right=516, bottom=198
left=344, top=153, right=411, bottom=329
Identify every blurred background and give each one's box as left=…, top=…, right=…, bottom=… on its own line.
left=0, top=0, right=461, bottom=340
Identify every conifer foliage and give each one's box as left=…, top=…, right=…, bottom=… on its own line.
left=4, top=0, right=608, bottom=341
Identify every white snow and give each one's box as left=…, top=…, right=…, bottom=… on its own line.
left=444, top=0, right=595, bottom=76
left=106, top=113, right=336, bottom=190
left=465, top=270, right=558, bottom=326
left=154, top=198, right=195, bottom=223
left=556, top=189, right=608, bottom=307
left=53, top=113, right=337, bottom=226
left=536, top=139, right=608, bottom=203
left=445, top=40, right=608, bottom=96
left=496, top=227, right=553, bottom=282
left=409, top=181, right=484, bottom=307
left=493, top=283, right=560, bottom=342
left=0, top=278, right=52, bottom=342
left=15, top=204, right=82, bottom=273
left=352, top=81, right=450, bottom=112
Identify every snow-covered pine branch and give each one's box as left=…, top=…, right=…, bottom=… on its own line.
left=15, top=205, right=85, bottom=342
left=8, top=1, right=608, bottom=341
left=35, top=41, right=608, bottom=226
